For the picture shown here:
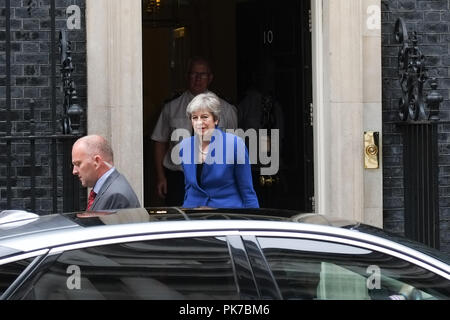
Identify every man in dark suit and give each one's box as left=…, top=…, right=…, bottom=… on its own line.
left=72, top=135, right=140, bottom=211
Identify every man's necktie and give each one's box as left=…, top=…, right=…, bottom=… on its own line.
left=87, top=189, right=97, bottom=210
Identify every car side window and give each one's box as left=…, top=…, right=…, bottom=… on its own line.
left=257, top=237, right=450, bottom=300
left=20, top=237, right=238, bottom=300
left=0, top=258, right=34, bottom=297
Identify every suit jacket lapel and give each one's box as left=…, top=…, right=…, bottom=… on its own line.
left=91, top=170, right=120, bottom=209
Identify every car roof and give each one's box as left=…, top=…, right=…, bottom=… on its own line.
left=0, top=207, right=449, bottom=275
left=0, top=207, right=357, bottom=241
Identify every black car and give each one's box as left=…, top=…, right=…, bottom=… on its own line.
left=0, top=208, right=449, bottom=300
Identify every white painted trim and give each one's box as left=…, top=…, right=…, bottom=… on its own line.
left=311, top=0, right=326, bottom=215
left=86, top=0, right=144, bottom=204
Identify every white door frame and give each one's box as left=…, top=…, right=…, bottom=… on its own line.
left=310, top=0, right=383, bottom=227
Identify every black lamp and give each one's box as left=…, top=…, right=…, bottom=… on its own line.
left=426, top=78, right=442, bottom=121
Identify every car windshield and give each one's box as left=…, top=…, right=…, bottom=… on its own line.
left=348, top=224, right=450, bottom=266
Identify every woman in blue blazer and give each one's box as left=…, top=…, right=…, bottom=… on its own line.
left=179, top=92, right=259, bottom=208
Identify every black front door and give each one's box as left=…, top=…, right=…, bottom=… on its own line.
left=236, top=0, right=314, bottom=211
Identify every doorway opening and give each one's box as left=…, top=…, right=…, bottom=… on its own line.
left=142, top=0, right=314, bottom=211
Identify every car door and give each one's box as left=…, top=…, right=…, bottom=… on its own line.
left=6, top=234, right=257, bottom=300
left=242, top=233, right=450, bottom=300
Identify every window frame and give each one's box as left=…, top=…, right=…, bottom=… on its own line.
left=0, top=249, right=49, bottom=299
left=8, top=231, right=257, bottom=300
left=240, top=231, right=450, bottom=280
left=242, top=231, right=450, bottom=299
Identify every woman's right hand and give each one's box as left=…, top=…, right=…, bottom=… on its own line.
left=156, top=176, right=168, bottom=199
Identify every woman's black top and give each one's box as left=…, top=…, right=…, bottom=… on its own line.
left=196, top=163, right=204, bottom=188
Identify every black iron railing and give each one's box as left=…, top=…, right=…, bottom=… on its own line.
left=1, top=0, right=84, bottom=214
left=394, top=18, right=443, bottom=249
left=0, top=134, right=81, bottom=213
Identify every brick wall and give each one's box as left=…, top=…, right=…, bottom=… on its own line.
left=0, top=0, right=86, bottom=215
left=382, top=0, right=450, bottom=253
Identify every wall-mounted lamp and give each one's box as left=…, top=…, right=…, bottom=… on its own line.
left=59, top=30, right=83, bottom=135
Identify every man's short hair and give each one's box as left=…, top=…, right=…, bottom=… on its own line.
left=78, top=135, right=114, bottom=163
left=187, top=56, right=212, bottom=74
